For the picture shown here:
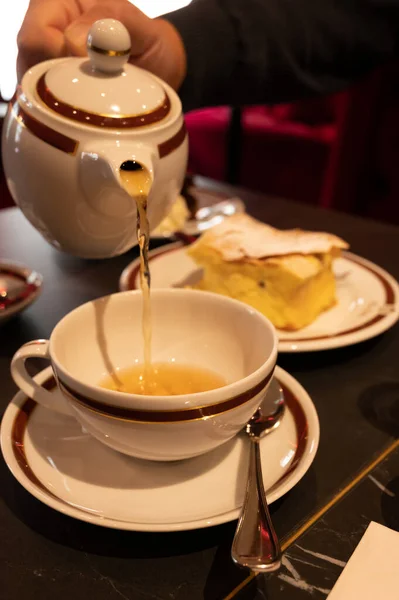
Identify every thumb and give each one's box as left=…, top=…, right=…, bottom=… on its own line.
left=65, top=1, right=157, bottom=57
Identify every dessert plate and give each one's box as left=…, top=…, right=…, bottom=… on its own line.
left=119, top=243, right=399, bottom=352
left=1, top=366, right=318, bottom=532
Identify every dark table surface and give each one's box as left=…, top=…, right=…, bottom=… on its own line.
left=1, top=177, right=398, bottom=600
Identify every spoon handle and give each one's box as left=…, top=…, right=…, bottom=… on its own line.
left=231, top=440, right=281, bottom=572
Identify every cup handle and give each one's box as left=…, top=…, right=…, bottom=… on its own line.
left=11, top=340, right=73, bottom=416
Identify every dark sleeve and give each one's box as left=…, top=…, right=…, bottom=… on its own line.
left=164, top=0, right=399, bottom=111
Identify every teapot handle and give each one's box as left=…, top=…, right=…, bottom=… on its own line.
left=79, top=141, right=157, bottom=218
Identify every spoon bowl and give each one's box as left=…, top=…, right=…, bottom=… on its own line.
left=183, top=198, right=245, bottom=235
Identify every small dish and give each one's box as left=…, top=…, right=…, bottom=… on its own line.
left=0, top=260, right=42, bottom=324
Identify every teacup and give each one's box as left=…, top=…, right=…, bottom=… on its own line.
left=11, top=289, right=278, bottom=461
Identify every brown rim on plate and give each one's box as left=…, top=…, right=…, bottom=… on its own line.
left=289, top=252, right=396, bottom=342
left=58, top=369, right=275, bottom=423
left=124, top=245, right=397, bottom=342
left=11, top=374, right=308, bottom=522
left=124, top=243, right=185, bottom=291
left=36, top=72, right=171, bottom=128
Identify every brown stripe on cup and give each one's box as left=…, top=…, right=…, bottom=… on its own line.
left=58, top=369, right=275, bottom=423
left=12, top=102, right=79, bottom=155
left=10, top=374, right=307, bottom=522
left=36, top=72, right=171, bottom=128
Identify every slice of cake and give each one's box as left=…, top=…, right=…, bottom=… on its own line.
left=187, top=214, right=348, bottom=330
left=152, top=195, right=189, bottom=237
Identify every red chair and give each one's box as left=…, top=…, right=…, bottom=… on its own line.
left=185, top=67, right=399, bottom=224
left=185, top=98, right=338, bottom=206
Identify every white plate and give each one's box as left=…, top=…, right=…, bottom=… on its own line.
left=1, top=366, right=319, bottom=532
left=120, top=243, right=399, bottom=352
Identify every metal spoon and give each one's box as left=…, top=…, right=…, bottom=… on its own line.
left=231, top=378, right=285, bottom=573
left=182, top=197, right=245, bottom=236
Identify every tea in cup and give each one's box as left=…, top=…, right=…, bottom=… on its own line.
left=11, top=289, right=278, bottom=461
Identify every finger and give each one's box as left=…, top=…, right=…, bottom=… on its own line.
left=131, top=19, right=187, bottom=90
left=17, top=23, right=66, bottom=80
left=16, top=0, right=82, bottom=80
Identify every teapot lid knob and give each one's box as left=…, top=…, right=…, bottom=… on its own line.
left=87, top=19, right=131, bottom=73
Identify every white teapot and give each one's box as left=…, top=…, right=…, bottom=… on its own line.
left=2, top=19, right=188, bottom=258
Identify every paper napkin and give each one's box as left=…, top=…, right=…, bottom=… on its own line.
left=328, top=522, right=399, bottom=599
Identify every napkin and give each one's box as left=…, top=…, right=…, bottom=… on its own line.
left=328, top=522, right=399, bottom=599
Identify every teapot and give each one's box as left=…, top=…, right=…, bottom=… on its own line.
left=2, top=19, right=188, bottom=258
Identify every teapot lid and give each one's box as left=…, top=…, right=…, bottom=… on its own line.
left=36, top=19, right=171, bottom=128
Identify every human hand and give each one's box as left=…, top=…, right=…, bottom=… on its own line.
left=17, top=0, right=186, bottom=89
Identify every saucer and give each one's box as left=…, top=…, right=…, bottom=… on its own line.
left=1, top=366, right=319, bottom=532
left=0, top=260, right=42, bottom=324
left=120, top=243, right=399, bottom=353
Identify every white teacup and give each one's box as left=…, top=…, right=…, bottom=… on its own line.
left=11, top=289, right=278, bottom=461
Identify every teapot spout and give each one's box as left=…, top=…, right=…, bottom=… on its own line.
left=79, top=142, right=157, bottom=219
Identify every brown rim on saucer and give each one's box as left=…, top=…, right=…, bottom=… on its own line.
left=11, top=375, right=307, bottom=521
left=125, top=245, right=396, bottom=342
left=57, top=369, right=275, bottom=423
left=36, top=72, right=171, bottom=128
left=10, top=101, right=186, bottom=159
left=11, top=378, right=58, bottom=498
